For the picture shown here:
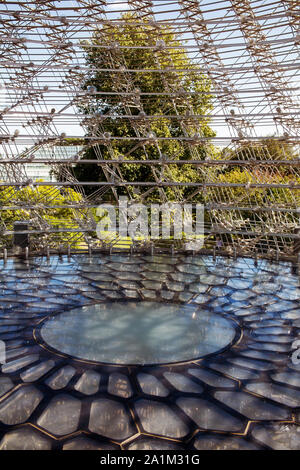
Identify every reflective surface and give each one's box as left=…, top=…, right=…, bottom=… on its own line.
left=40, top=302, right=237, bottom=365
left=0, top=254, right=299, bottom=450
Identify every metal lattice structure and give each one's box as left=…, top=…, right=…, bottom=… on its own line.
left=0, top=0, right=299, bottom=257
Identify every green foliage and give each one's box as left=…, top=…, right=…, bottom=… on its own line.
left=208, top=140, right=300, bottom=224
left=0, top=183, right=86, bottom=248
left=73, top=13, right=217, bottom=202
left=221, top=138, right=297, bottom=175
left=229, top=138, right=296, bottom=160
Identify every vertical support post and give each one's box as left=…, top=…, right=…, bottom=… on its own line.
left=3, top=248, right=7, bottom=264
left=292, top=228, right=300, bottom=274
left=13, top=221, right=29, bottom=255
left=293, top=227, right=300, bottom=255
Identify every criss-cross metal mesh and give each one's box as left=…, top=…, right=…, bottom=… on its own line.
left=0, top=1, right=299, bottom=257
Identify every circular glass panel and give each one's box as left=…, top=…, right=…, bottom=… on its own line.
left=40, top=301, right=238, bottom=365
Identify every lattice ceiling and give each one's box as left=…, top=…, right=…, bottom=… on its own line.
left=0, top=1, right=299, bottom=256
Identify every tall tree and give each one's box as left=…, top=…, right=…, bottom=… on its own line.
left=73, top=13, right=216, bottom=202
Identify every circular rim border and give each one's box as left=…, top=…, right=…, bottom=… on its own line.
left=33, top=300, right=243, bottom=368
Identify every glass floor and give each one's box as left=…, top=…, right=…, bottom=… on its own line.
left=0, top=253, right=299, bottom=450
left=40, top=302, right=238, bottom=365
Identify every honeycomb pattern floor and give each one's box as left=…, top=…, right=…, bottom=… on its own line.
left=0, top=254, right=299, bottom=450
